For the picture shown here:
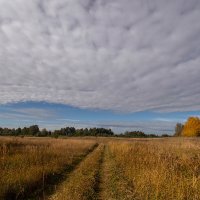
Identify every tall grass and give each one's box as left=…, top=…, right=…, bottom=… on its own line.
left=1, top=137, right=200, bottom=200
left=0, top=137, right=96, bottom=199
left=109, top=138, right=200, bottom=200
left=50, top=144, right=104, bottom=200
left=98, top=145, right=135, bottom=200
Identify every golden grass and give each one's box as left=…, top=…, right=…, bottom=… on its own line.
left=50, top=144, right=104, bottom=200
left=109, top=138, right=200, bottom=200
left=98, top=145, right=135, bottom=200
left=0, top=137, right=97, bottom=199
left=1, top=137, right=200, bottom=200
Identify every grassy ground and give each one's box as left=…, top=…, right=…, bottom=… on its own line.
left=97, top=145, right=135, bottom=200
left=0, top=137, right=97, bottom=199
left=1, top=137, right=200, bottom=200
left=109, top=138, right=200, bottom=200
left=50, top=144, right=105, bottom=200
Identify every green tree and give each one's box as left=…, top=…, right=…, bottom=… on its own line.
left=174, top=123, right=184, bottom=136
left=40, top=128, right=48, bottom=136
left=29, top=125, right=40, bottom=136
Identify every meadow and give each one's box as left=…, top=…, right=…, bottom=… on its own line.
left=1, top=136, right=200, bottom=200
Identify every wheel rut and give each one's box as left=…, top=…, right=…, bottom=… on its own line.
left=49, top=144, right=105, bottom=200
left=96, top=144, right=136, bottom=200
left=95, top=144, right=109, bottom=200
left=15, top=143, right=99, bottom=200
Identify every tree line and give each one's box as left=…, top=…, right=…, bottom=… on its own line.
left=0, top=125, right=171, bottom=138
left=117, top=131, right=162, bottom=138
left=0, top=125, right=114, bottom=137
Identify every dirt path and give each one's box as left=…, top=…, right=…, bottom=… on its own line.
left=49, top=144, right=105, bottom=200
left=96, top=145, right=109, bottom=200
left=24, top=143, right=135, bottom=200
left=18, top=144, right=99, bottom=200
left=84, top=143, right=105, bottom=200
left=96, top=145, right=135, bottom=200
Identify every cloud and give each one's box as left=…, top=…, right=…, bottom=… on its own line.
left=0, top=108, right=56, bottom=120
left=0, top=0, right=200, bottom=112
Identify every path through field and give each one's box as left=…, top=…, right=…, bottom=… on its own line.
left=97, top=145, right=135, bottom=200
left=32, top=143, right=99, bottom=200
left=3, top=138, right=200, bottom=199
left=48, top=143, right=135, bottom=200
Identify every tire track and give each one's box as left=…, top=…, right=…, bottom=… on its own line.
left=95, top=145, right=107, bottom=200
left=96, top=144, right=136, bottom=200
left=49, top=144, right=104, bottom=200
left=17, top=143, right=99, bottom=200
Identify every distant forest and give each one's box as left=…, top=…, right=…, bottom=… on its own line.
left=0, top=125, right=163, bottom=138
left=1, top=117, right=199, bottom=138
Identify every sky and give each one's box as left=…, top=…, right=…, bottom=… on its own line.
left=0, top=0, right=200, bottom=134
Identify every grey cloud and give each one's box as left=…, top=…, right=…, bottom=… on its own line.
left=0, top=108, right=56, bottom=120
left=0, top=0, right=200, bottom=112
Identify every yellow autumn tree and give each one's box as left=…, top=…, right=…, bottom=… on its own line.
left=182, top=117, right=200, bottom=137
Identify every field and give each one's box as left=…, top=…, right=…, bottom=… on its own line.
left=1, top=137, right=200, bottom=200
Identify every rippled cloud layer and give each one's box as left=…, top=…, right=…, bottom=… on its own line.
left=0, top=0, right=200, bottom=112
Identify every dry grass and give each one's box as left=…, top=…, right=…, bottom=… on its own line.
left=109, top=138, right=200, bottom=200
left=50, top=144, right=104, bottom=200
left=0, top=136, right=97, bottom=199
left=1, top=137, right=200, bottom=200
left=98, top=145, right=135, bottom=200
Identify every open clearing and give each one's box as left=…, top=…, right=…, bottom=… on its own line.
left=1, top=137, right=200, bottom=200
